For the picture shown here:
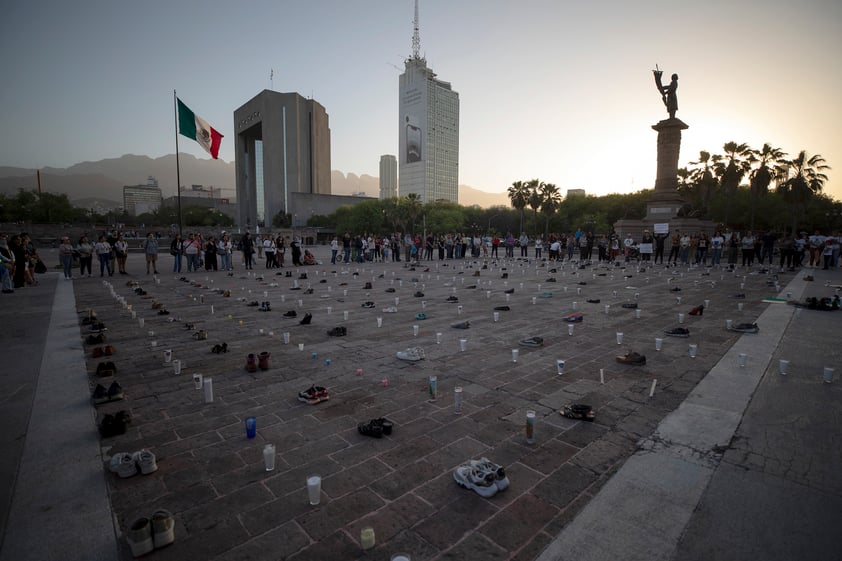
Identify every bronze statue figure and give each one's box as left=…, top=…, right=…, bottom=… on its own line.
left=653, top=68, right=678, bottom=119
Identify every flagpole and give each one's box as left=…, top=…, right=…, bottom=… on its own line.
left=173, top=90, right=184, bottom=238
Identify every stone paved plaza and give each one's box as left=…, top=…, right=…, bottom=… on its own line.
left=75, top=249, right=782, bottom=561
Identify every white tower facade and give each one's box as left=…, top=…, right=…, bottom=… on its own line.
left=379, top=154, right=398, bottom=199
left=397, top=3, right=459, bottom=204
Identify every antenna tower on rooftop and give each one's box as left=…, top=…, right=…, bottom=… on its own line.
left=411, top=0, right=421, bottom=60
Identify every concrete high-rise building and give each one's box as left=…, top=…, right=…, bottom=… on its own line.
left=379, top=155, right=398, bottom=199
left=123, top=177, right=162, bottom=216
left=234, top=90, right=331, bottom=227
left=398, top=1, right=459, bottom=204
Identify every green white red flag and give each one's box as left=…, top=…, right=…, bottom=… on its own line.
left=177, top=98, right=223, bottom=159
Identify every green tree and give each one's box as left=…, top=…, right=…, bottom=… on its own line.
left=507, top=180, right=529, bottom=234
left=714, top=141, right=752, bottom=226
left=526, top=178, right=544, bottom=233
left=776, top=151, right=830, bottom=235
left=404, top=193, right=422, bottom=234
left=748, top=143, right=786, bottom=230
left=539, top=182, right=562, bottom=239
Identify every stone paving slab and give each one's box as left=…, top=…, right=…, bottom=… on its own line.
left=67, top=250, right=788, bottom=560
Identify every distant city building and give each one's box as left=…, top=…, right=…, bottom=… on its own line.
left=162, top=195, right=237, bottom=221
left=234, top=90, right=331, bottom=227
left=379, top=155, right=398, bottom=199
left=566, top=189, right=586, bottom=197
left=123, top=177, right=162, bottom=216
left=398, top=3, right=459, bottom=204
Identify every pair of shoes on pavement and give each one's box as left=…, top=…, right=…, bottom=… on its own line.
left=414, top=291, right=424, bottom=297
left=91, top=345, right=116, bottom=358
left=519, top=337, right=543, bottom=347
left=327, top=326, right=347, bottom=337
left=586, top=298, right=601, bottom=304
left=494, top=306, right=510, bottom=311
left=561, top=403, right=595, bottom=421
left=382, top=306, right=398, bottom=313
left=211, top=343, right=228, bottom=354
left=96, top=361, right=117, bottom=377
left=397, top=347, right=425, bottom=361
left=259, top=301, right=271, bottom=312
left=86, top=333, right=106, bottom=345
left=99, top=410, right=131, bottom=437
left=616, top=351, right=646, bottom=365
left=385, top=287, right=396, bottom=293
left=451, top=321, right=470, bottom=329
left=299, top=313, right=312, bottom=325
left=283, top=310, right=297, bottom=317
left=664, top=327, right=690, bottom=337
left=446, top=295, right=459, bottom=302
left=563, top=314, right=583, bottom=323
left=361, top=301, right=375, bottom=309
left=621, top=302, right=637, bottom=309
left=109, top=449, right=157, bottom=479
left=92, top=381, right=124, bottom=404
left=298, top=386, right=330, bottom=404
left=453, top=457, right=509, bottom=498
left=357, top=417, right=394, bottom=438
left=689, top=305, right=704, bottom=316
left=728, top=322, right=759, bottom=333
left=127, top=508, right=174, bottom=558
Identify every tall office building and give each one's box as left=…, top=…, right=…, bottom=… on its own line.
left=234, top=90, right=331, bottom=227
left=398, top=1, right=459, bottom=204
left=123, top=176, right=162, bottom=216
left=379, top=155, right=398, bottom=199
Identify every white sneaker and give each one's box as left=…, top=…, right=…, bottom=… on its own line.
left=382, top=306, right=398, bottom=313
left=396, top=347, right=425, bottom=361
left=134, top=449, right=158, bottom=475
left=469, top=457, right=510, bottom=491
left=116, top=452, right=138, bottom=478
left=453, top=464, right=498, bottom=498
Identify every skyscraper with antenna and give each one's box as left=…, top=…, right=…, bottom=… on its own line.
left=398, top=0, right=459, bottom=204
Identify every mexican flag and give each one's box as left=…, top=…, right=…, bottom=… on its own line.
left=177, top=98, right=223, bottom=159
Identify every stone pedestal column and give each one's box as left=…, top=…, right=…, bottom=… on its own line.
left=647, top=118, right=688, bottom=220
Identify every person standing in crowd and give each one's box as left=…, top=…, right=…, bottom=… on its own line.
left=330, top=236, right=339, bottom=264
left=218, top=234, right=233, bottom=271
left=276, top=235, right=286, bottom=267
left=77, top=235, right=93, bottom=277
left=263, top=235, right=275, bottom=268
left=291, top=236, right=303, bottom=266
left=240, top=232, right=255, bottom=270
left=741, top=230, right=756, bottom=266
left=0, top=234, right=14, bottom=293
left=10, top=235, right=26, bottom=288
left=710, top=230, right=724, bottom=266
left=653, top=232, right=666, bottom=264
left=114, top=234, right=129, bottom=274
left=59, top=236, right=75, bottom=279
left=519, top=232, right=529, bottom=257
left=171, top=234, right=183, bottom=273
left=182, top=233, right=200, bottom=272
left=143, top=232, right=159, bottom=274
left=203, top=235, right=217, bottom=271
left=95, top=235, right=113, bottom=277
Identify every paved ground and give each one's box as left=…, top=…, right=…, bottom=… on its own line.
left=0, top=248, right=839, bottom=561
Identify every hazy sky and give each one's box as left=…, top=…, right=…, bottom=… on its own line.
left=2, top=0, right=840, bottom=200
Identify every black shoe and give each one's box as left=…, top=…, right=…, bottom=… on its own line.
left=358, top=420, right=384, bottom=438
left=616, top=351, right=646, bottom=365
left=300, top=313, right=312, bottom=325
left=414, top=291, right=425, bottom=297
left=586, top=299, right=600, bottom=304
left=91, top=384, right=109, bottom=404
left=283, top=310, right=297, bottom=317
left=494, top=306, right=510, bottom=311
left=107, top=381, right=124, bottom=401
left=446, top=296, right=459, bottom=302
left=327, top=326, right=347, bottom=337
left=664, top=327, right=690, bottom=337
left=247, top=301, right=259, bottom=307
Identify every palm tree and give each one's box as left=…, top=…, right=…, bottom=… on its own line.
left=748, top=143, right=786, bottom=230
left=776, top=151, right=830, bottom=235
left=714, top=141, right=752, bottom=227
left=539, top=183, right=562, bottom=239
left=526, top=178, right=544, bottom=233
left=507, top=181, right=529, bottom=234
left=686, top=150, right=718, bottom=212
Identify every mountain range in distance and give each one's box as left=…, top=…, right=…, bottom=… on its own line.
left=0, top=154, right=509, bottom=210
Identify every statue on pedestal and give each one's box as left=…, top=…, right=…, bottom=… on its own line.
left=653, top=66, right=678, bottom=119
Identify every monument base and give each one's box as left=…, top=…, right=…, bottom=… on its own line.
left=613, top=216, right=715, bottom=244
